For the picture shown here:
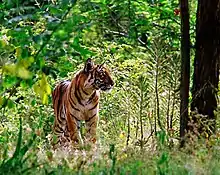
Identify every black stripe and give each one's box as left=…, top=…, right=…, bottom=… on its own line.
left=74, top=89, right=84, bottom=106
left=87, top=92, right=96, bottom=105
left=78, top=88, right=83, bottom=100
left=89, top=103, right=98, bottom=111
left=89, top=121, right=95, bottom=127
left=82, top=88, right=89, bottom=95
left=74, top=75, right=84, bottom=106
left=85, top=113, right=97, bottom=122
left=54, top=129, right=63, bottom=134
left=64, top=131, right=69, bottom=137
left=69, top=94, right=77, bottom=105
left=66, top=137, right=71, bottom=142
left=54, top=125, right=63, bottom=133
left=56, top=124, right=63, bottom=131
left=70, top=113, right=80, bottom=121
left=86, top=122, right=95, bottom=133
left=57, top=116, right=64, bottom=124
left=77, top=84, right=83, bottom=100
left=56, top=83, right=67, bottom=117
left=69, top=97, right=80, bottom=111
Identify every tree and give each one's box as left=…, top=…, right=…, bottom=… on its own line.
left=179, top=0, right=190, bottom=145
left=191, top=0, right=220, bottom=135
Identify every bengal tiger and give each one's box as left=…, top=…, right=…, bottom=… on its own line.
left=52, top=58, right=114, bottom=146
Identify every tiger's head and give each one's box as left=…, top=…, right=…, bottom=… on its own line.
left=83, top=58, right=114, bottom=92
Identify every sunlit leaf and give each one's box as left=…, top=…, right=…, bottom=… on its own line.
left=33, top=73, right=51, bottom=104
left=17, top=66, right=32, bottom=79
left=3, top=62, right=33, bottom=79
left=0, top=96, right=3, bottom=106
left=42, top=94, right=48, bottom=104
left=3, top=64, right=17, bottom=75
left=15, top=47, right=22, bottom=58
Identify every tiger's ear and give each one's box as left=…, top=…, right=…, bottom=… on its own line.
left=97, top=62, right=105, bottom=72
left=84, top=58, right=94, bottom=73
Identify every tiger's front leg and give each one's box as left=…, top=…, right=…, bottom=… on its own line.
left=85, top=113, right=98, bottom=143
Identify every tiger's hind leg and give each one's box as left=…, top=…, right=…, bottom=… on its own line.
left=52, top=125, right=70, bottom=149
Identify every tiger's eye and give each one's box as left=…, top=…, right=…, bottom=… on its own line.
left=100, top=72, right=104, bottom=77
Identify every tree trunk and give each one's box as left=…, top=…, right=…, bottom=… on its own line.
left=180, top=0, right=190, bottom=146
left=191, top=0, right=220, bottom=135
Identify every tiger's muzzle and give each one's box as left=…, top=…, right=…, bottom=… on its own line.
left=94, top=78, right=114, bottom=92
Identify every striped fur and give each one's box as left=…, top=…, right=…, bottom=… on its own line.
left=52, top=58, right=114, bottom=145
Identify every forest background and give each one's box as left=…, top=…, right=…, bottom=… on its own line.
left=0, top=0, right=220, bottom=174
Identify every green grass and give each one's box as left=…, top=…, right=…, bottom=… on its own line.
left=1, top=120, right=220, bottom=175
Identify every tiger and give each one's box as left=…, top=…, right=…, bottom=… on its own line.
left=52, top=58, right=114, bottom=146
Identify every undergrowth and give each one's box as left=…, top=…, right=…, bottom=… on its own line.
left=1, top=115, right=220, bottom=175
left=0, top=58, right=219, bottom=175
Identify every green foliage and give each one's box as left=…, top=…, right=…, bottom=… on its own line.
left=0, top=117, right=37, bottom=175
left=0, top=0, right=219, bottom=174
left=109, top=144, right=117, bottom=175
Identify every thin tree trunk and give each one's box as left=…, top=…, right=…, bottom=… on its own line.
left=166, top=83, right=172, bottom=132
left=153, top=104, right=157, bottom=134
left=180, top=0, right=190, bottom=146
left=170, top=78, right=177, bottom=130
left=140, top=88, right=144, bottom=148
left=191, top=0, right=220, bottom=135
left=126, top=111, right=130, bottom=146
left=148, top=110, right=153, bottom=133
left=135, top=117, right=139, bottom=139
left=155, top=56, right=163, bottom=130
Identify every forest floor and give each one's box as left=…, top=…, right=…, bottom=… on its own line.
left=2, top=128, right=220, bottom=175
left=35, top=135, right=220, bottom=175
